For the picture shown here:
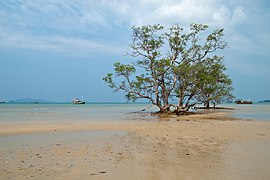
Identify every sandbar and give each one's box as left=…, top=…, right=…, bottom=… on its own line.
left=0, top=111, right=270, bottom=179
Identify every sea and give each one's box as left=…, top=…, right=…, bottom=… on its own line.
left=0, top=103, right=270, bottom=123
left=0, top=103, right=157, bottom=123
left=223, top=103, right=270, bottom=121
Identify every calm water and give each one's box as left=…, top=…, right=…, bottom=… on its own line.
left=0, top=103, right=269, bottom=123
left=0, top=103, right=156, bottom=123
left=224, top=103, right=270, bottom=121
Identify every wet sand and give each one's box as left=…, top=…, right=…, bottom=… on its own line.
left=1, top=112, right=270, bottom=179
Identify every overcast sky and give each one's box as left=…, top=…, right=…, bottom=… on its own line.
left=0, top=0, right=269, bottom=102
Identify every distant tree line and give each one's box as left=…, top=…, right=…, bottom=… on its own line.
left=103, top=23, right=233, bottom=113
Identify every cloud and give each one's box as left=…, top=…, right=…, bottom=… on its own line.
left=0, top=28, right=126, bottom=56
left=0, top=0, right=130, bottom=56
left=0, top=0, right=248, bottom=30
left=114, top=0, right=248, bottom=27
left=0, top=0, right=269, bottom=59
left=145, top=0, right=216, bottom=24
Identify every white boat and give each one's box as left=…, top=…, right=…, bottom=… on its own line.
left=72, top=97, right=85, bottom=104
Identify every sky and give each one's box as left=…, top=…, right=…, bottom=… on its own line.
left=0, top=0, right=269, bottom=102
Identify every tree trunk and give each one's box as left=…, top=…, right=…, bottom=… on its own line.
left=205, top=101, right=210, bottom=109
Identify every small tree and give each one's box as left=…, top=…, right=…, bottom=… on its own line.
left=103, top=23, right=232, bottom=113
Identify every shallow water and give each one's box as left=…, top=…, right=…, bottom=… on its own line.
left=0, top=103, right=269, bottom=123
left=221, top=103, right=270, bottom=121
left=0, top=103, right=156, bottom=123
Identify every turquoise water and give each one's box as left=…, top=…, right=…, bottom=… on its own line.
left=0, top=103, right=269, bottom=123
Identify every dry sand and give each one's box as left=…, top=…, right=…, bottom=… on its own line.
left=0, top=111, right=270, bottom=180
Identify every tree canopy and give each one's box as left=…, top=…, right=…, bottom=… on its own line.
left=103, top=23, right=233, bottom=113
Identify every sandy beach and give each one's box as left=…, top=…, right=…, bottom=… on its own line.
left=1, top=111, right=270, bottom=180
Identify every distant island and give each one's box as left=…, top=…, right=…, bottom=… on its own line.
left=258, top=100, right=270, bottom=103
left=8, top=98, right=54, bottom=104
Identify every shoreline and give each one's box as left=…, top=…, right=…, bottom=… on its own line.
left=0, top=111, right=249, bottom=136
left=1, top=111, right=270, bottom=179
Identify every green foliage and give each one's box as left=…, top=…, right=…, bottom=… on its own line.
left=194, top=56, right=234, bottom=107
left=103, top=23, right=233, bottom=112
